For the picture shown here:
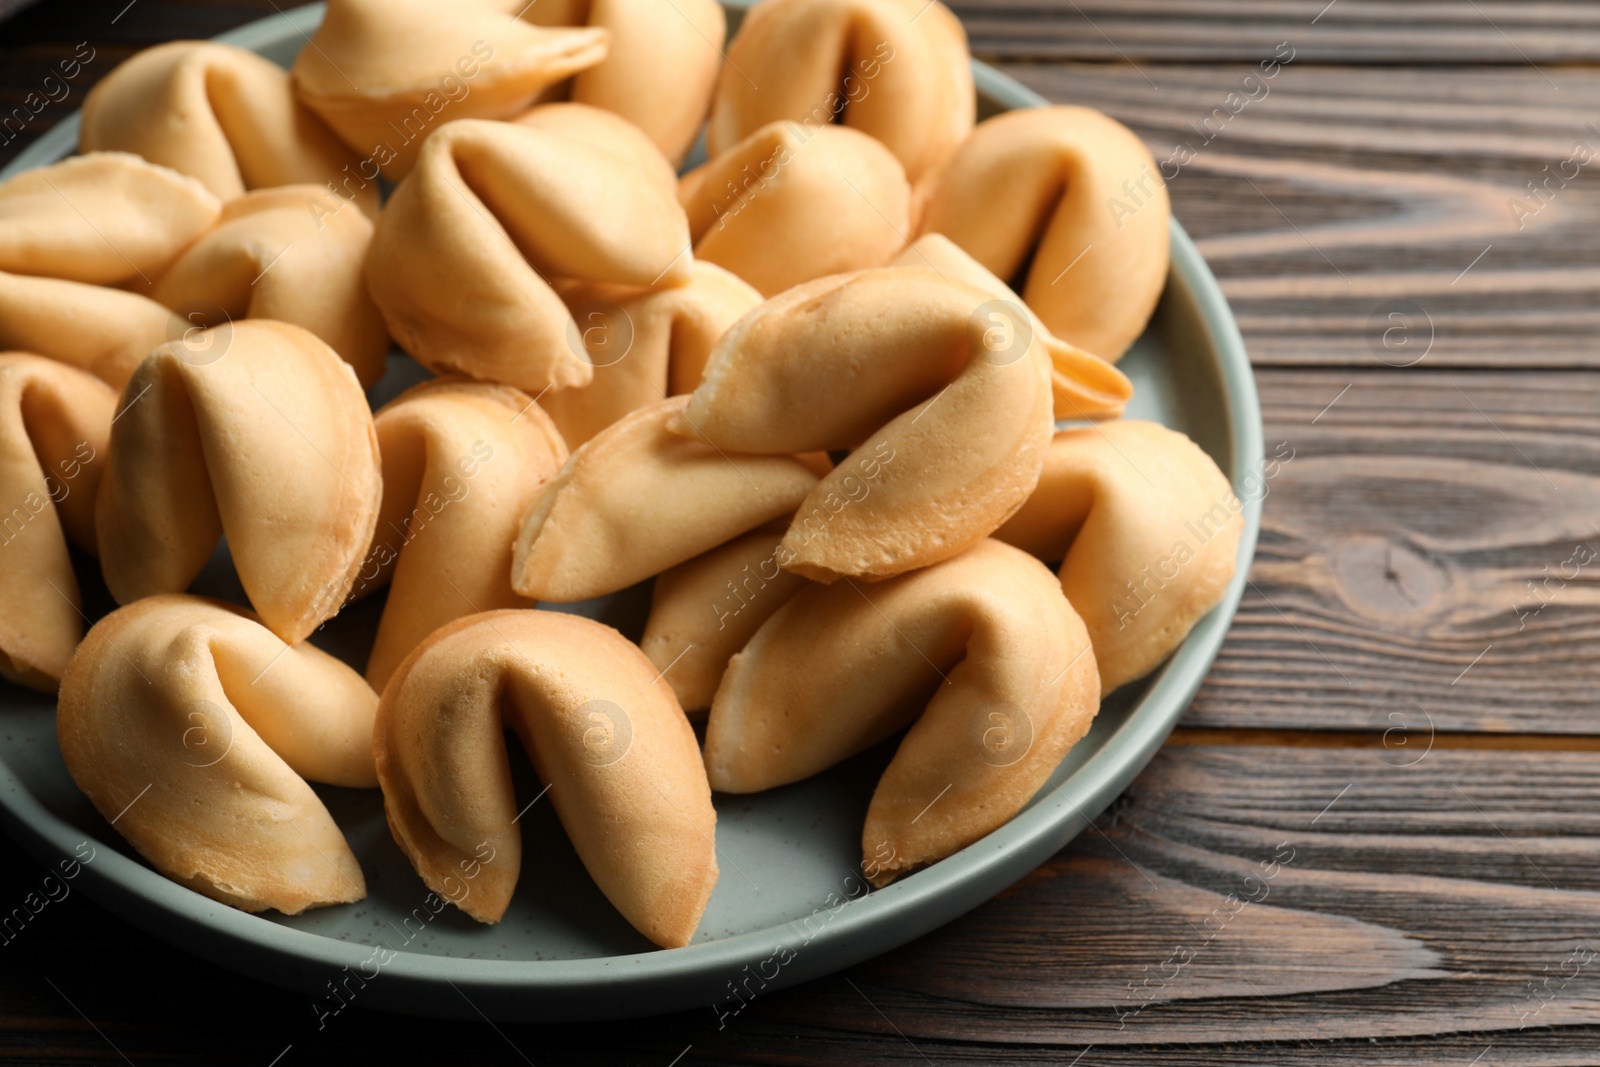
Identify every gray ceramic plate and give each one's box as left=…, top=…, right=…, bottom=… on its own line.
left=0, top=1, right=1262, bottom=1022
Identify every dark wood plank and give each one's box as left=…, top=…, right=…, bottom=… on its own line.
left=1170, top=727, right=1600, bottom=751
left=8, top=746, right=1600, bottom=1062
left=949, top=1, right=1600, bottom=64
left=1007, top=62, right=1600, bottom=369
left=1189, top=366, right=1600, bottom=735
left=759, top=746, right=1600, bottom=1049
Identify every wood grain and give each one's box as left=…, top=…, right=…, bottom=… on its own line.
left=1007, top=62, right=1600, bottom=369
left=1189, top=367, right=1600, bottom=735
left=947, top=1, right=1600, bottom=64
left=1170, top=727, right=1600, bottom=751
left=8, top=747, right=1600, bottom=1062
left=758, top=746, right=1600, bottom=1050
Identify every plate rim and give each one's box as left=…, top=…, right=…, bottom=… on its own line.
left=0, top=0, right=1263, bottom=1020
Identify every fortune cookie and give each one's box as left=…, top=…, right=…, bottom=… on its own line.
left=362, top=378, right=568, bottom=689
left=641, top=529, right=809, bottom=715
left=681, top=122, right=911, bottom=297
left=513, top=396, right=821, bottom=602
left=291, top=0, right=608, bottom=180
left=524, top=0, right=725, bottom=164
left=151, top=185, right=390, bottom=387
left=704, top=539, right=1099, bottom=887
left=58, top=595, right=377, bottom=914
left=677, top=266, right=1053, bottom=582
left=375, top=610, right=718, bottom=946
left=0, top=271, right=174, bottom=389
left=708, top=0, right=974, bottom=187
left=541, top=261, right=762, bottom=446
left=0, top=153, right=220, bottom=286
left=918, top=106, right=1170, bottom=361
left=995, top=421, right=1242, bottom=693
left=81, top=42, right=377, bottom=213
left=0, top=355, right=116, bottom=691
left=892, top=234, right=1132, bottom=421
left=96, top=320, right=381, bottom=645
left=366, top=108, right=692, bottom=394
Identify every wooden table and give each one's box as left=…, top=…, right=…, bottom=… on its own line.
left=5, top=0, right=1600, bottom=1061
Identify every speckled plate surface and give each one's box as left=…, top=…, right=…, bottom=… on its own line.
left=0, top=1, right=1263, bottom=1022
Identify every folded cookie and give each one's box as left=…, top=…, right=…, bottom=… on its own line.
left=81, top=41, right=376, bottom=213
left=0, top=153, right=219, bottom=286
left=513, top=396, right=821, bottom=602
left=704, top=539, right=1099, bottom=886
left=151, top=185, right=390, bottom=387
left=676, top=266, right=1053, bottom=582
left=366, top=107, right=692, bottom=394
left=375, top=610, right=718, bottom=946
left=0, top=271, right=174, bottom=389
left=641, top=529, right=810, bottom=715
left=995, top=421, right=1242, bottom=693
left=96, top=320, right=382, bottom=645
left=362, top=379, right=568, bottom=689
left=292, top=0, right=608, bottom=180
left=0, top=354, right=116, bottom=691
left=708, top=0, right=974, bottom=187
left=524, top=0, right=725, bottom=164
left=892, top=234, right=1133, bottom=421
left=541, top=261, right=762, bottom=446
left=58, top=595, right=376, bottom=914
left=681, top=122, right=910, bottom=297
left=919, top=106, right=1170, bottom=361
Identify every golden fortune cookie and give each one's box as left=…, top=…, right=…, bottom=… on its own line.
left=0, top=152, right=219, bottom=286
left=918, top=106, right=1171, bottom=361
left=82, top=41, right=378, bottom=213
left=361, top=378, right=568, bottom=690
left=0, top=354, right=116, bottom=691
left=641, top=529, right=810, bottom=715
left=95, top=320, right=381, bottom=645
left=513, top=396, right=822, bottom=602
left=704, top=539, right=1099, bottom=887
left=676, top=266, right=1054, bottom=582
left=524, top=0, right=726, bottom=164
left=995, top=420, right=1242, bottom=694
left=681, top=121, right=910, bottom=297
left=892, top=234, right=1133, bottom=421
left=541, top=261, right=762, bottom=447
left=58, top=595, right=377, bottom=914
left=291, top=0, right=608, bottom=180
left=365, top=107, right=692, bottom=394
left=375, top=610, right=718, bottom=946
left=151, top=185, right=390, bottom=387
left=708, top=0, right=974, bottom=187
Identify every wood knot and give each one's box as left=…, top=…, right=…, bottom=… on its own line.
left=1330, top=535, right=1450, bottom=622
